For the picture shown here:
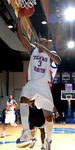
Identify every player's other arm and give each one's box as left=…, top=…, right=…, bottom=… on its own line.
left=17, top=11, right=34, bottom=53
left=13, top=100, right=19, bottom=109
left=53, top=106, right=59, bottom=118
left=35, top=42, right=61, bottom=65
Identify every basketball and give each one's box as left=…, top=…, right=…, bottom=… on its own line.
left=20, top=6, right=34, bottom=17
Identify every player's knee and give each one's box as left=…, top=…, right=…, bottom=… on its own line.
left=40, top=128, right=45, bottom=133
left=20, top=97, right=29, bottom=104
left=45, top=115, right=53, bottom=122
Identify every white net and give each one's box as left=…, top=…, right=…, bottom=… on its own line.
left=18, top=0, right=37, bottom=9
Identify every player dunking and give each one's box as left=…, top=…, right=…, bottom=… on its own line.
left=28, top=54, right=60, bottom=150
left=16, top=9, right=61, bottom=150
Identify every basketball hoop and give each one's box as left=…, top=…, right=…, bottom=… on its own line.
left=66, top=95, right=72, bottom=100
left=67, top=97, right=71, bottom=100
left=18, top=0, right=37, bottom=9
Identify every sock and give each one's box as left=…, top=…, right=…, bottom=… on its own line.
left=14, top=123, right=17, bottom=127
left=45, top=120, right=53, bottom=142
left=3, top=131, right=5, bottom=136
left=20, top=103, right=29, bottom=130
left=3, top=131, right=5, bottom=134
left=42, top=143, right=45, bottom=148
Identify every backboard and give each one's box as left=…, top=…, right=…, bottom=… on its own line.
left=61, top=90, right=75, bottom=109
left=61, top=90, right=75, bottom=100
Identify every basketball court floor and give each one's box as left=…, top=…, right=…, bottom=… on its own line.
left=0, top=123, right=75, bottom=150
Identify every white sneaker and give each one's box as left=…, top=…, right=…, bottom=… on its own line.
left=1, top=132, right=5, bottom=138
left=14, top=123, right=17, bottom=127
left=16, top=129, right=33, bottom=144
left=41, top=147, right=46, bottom=150
left=29, top=138, right=37, bottom=148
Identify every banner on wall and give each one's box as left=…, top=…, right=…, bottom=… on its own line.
left=53, top=72, right=60, bottom=84
left=72, top=72, right=75, bottom=84
left=62, top=72, right=70, bottom=83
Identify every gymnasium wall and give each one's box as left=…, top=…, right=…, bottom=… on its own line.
left=0, top=61, right=29, bottom=111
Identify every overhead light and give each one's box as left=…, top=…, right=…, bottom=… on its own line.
left=56, top=9, right=60, bottom=12
left=68, top=41, right=74, bottom=48
left=8, top=25, right=13, bottom=29
left=65, top=7, right=75, bottom=21
left=48, top=32, right=52, bottom=42
left=41, top=21, right=47, bottom=24
left=8, top=19, right=14, bottom=29
left=48, top=39, right=52, bottom=42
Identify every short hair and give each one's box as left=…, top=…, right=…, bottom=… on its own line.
left=39, top=38, right=49, bottom=45
left=9, top=95, right=12, bottom=98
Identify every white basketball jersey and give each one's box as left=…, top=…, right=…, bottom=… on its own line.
left=7, top=100, right=15, bottom=113
left=21, top=47, right=55, bottom=111
left=27, top=47, right=51, bottom=82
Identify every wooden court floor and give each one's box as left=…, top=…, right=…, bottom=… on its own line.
left=0, top=123, right=75, bottom=150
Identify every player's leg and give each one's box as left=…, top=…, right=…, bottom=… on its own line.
left=30, top=128, right=37, bottom=137
left=1, top=123, right=7, bottom=137
left=43, top=110, right=53, bottom=150
left=2, top=113, right=9, bottom=138
left=29, top=106, right=46, bottom=149
left=30, top=127, right=45, bottom=149
left=16, top=97, right=33, bottom=143
left=45, top=117, right=53, bottom=150
left=29, top=106, right=38, bottom=148
left=40, top=128, right=45, bottom=150
left=29, top=129, right=37, bottom=148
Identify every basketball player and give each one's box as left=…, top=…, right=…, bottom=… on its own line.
left=28, top=59, right=59, bottom=150
left=16, top=10, right=61, bottom=150
left=1, top=95, right=19, bottom=137
left=29, top=104, right=59, bottom=149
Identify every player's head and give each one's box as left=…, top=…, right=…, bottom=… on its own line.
left=9, top=95, right=12, bottom=101
left=39, top=38, right=50, bottom=49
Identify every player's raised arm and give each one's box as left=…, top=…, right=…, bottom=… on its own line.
left=17, top=10, right=34, bottom=53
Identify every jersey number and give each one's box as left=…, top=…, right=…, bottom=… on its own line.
left=38, top=61, right=42, bottom=67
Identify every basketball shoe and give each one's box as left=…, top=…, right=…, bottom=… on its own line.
left=16, top=129, right=33, bottom=144
left=14, top=123, right=17, bottom=127
left=1, top=132, right=5, bottom=138
left=45, top=139, right=52, bottom=150
left=29, top=138, right=37, bottom=148
left=41, top=147, right=46, bottom=150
